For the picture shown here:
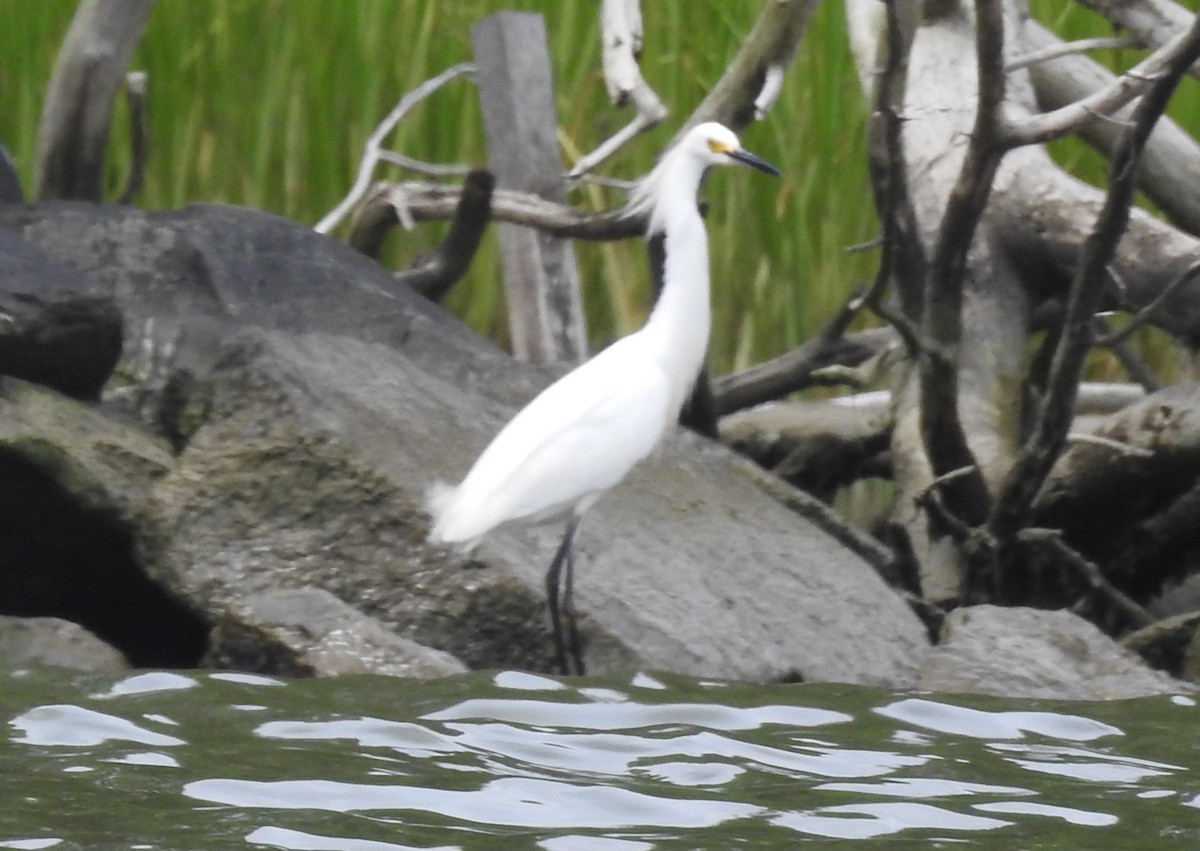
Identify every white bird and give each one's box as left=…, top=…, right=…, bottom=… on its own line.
left=428, top=122, right=780, bottom=675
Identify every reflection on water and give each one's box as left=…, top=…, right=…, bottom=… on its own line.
left=1, top=666, right=1199, bottom=849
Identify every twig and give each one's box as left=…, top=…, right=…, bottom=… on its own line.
left=1007, top=26, right=1200, bottom=147
left=1064, top=432, right=1154, bottom=457
left=915, top=466, right=978, bottom=544
left=376, top=150, right=471, bottom=178
left=567, top=105, right=666, bottom=179
left=1006, top=35, right=1141, bottom=72
left=367, top=180, right=643, bottom=240
left=1093, top=317, right=1163, bottom=392
left=712, top=326, right=896, bottom=416
left=1070, top=0, right=1200, bottom=80
left=864, top=0, right=925, bottom=351
left=845, top=235, right=884, bottom=253
left=1017, top=528, right=1154, bottom=629
left=567, top=0, right=668, bottom=178
left=315, top=63, right=475, bottom=234
left=117, top=70, right=147, bottom=205
left=674, top=0, right=818, bottom=137
left=1095, top=257, right=1200, bottom=347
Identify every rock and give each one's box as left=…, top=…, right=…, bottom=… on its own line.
left=0, top=615, right=128, bottom=672
left=137, top=325, right=931, bottom=685
left=918, top=605, right=1190, bottom=700
left=0, top=202, right=508, bottom=410
left=205, top=587, right=468, bottom=678
left=1, top=201, right=932, bottom=683
left=1123, top=611, right=1200, bottom=680
left=0, top=227, right=122, bottom=398
left=1148, top=573, right=1200, bottom=619
left=0, top=376, right=209, bottom=666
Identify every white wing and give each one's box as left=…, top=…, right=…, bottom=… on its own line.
left=430, top=335, right=672, bottom=543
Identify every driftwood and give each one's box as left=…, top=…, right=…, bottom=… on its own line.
left=567, top=0, right=668, bottom=178
left=846, top=0, right=1200, bottom=603
left=1023, top=21, right=1200, bottom=236
left=34, top=0, right=154, bottom=201
left=472, top=12, right=586, bottom=365
left=348, top=170, right=496, bottom=304
left=722, top=396, right=892, bottom=500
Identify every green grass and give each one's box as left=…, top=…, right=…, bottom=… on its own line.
left=0, top=1, right=1196, bottom=383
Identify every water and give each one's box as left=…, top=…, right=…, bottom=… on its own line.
left=2, top=666, right=1199, bottom=849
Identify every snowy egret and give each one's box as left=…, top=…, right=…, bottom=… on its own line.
left=428, top=122, right=780, bottom=674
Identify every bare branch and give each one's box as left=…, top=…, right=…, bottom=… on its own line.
left=567, top=0, right=669, bottom=178
left=1023, top=20, right=1200, bottom=236
left=865, top=0, right=926, bottom=333
left=916, top=0, right=1009, bottom=530
left=712, top=327, right=896, bottom=416
left=566, top=105, right=666, bottom=180
left=1065, top=433, right=1155, bottom=457
left=1017, top=528, right=1154, bottom=629
left=676, top=0, right=820, bottom=137
left=396, top=170, right=496, bottom=303
left=1006, top=35, right=1141, bottom=72
left=116, top=70, right=147, bottom=205
left=1095, top=258, right=1200, bottom=347
left=346, top=169, right=496, bottom=303
left=34, top=0, right=155, bottom=201
left=374, top=180, right=645, bottom=241
left=1006, top=26, right=1200, bottom=147
left=1072, top=0, right=1200, bottom=80
left=314, top=63, right=475, bottom=235
left=375, top=150, right=471, bottom=178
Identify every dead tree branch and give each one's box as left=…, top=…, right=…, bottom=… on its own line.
left=1006, top=35, right=1141, bottom=72
left=1023, top=19, right=1200, bottom=236
left=34, top=0, right=155, bottom=201
left=1006, top=25, right=1200, bottom=147
left=568, top=0, right=668, bottom=178
left=1072, top=0, right=1200, bottom=80
left=347, top=169, right=496, bottom=304
left=116, top=71, right=147, bottom=205
left=314, top=63, right=475, bottom=235
left=988, top=13, right=1200, bottom=572
left=357, top=180, right=645, bottom=241
left=865, top=0, right=926, bottom=332
left=675, top=0, right=820, bottom=138
left=1017, top=528, right=1154, bottom=629
left=712, top=327, right=896, bottom=416
left=917, top=0, right=1008, bottom=534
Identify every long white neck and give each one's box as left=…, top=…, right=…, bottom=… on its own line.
left=640, top=153, right=712, bottom=418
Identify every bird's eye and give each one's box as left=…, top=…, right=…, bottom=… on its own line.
left=707, top=138, right=734, bottom=154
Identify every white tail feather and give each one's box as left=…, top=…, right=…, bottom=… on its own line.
left=425, top=481, right=461, bottom=544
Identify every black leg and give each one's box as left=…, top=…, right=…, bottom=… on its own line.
left=562, top=532, right=586, bottom=676
left=544, top=516, right=581, bottom=675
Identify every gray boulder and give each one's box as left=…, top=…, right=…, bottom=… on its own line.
left=0, top=615, right=128, bottom=672
left=917, top=605, right=1190, bottom=699
left=0, top=376, right=210, bottom=666
left=0, top=226, right=122, bottom=399
left=136, top=324, right=930, bottom=684
left=0, top=201, right=933, bottom=683
left=206, top=587, right=467, bottom=679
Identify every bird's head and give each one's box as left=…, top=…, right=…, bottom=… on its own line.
left=688, top=122, right=781, bottom=176
left=628, top=121, right=780, bottom=229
